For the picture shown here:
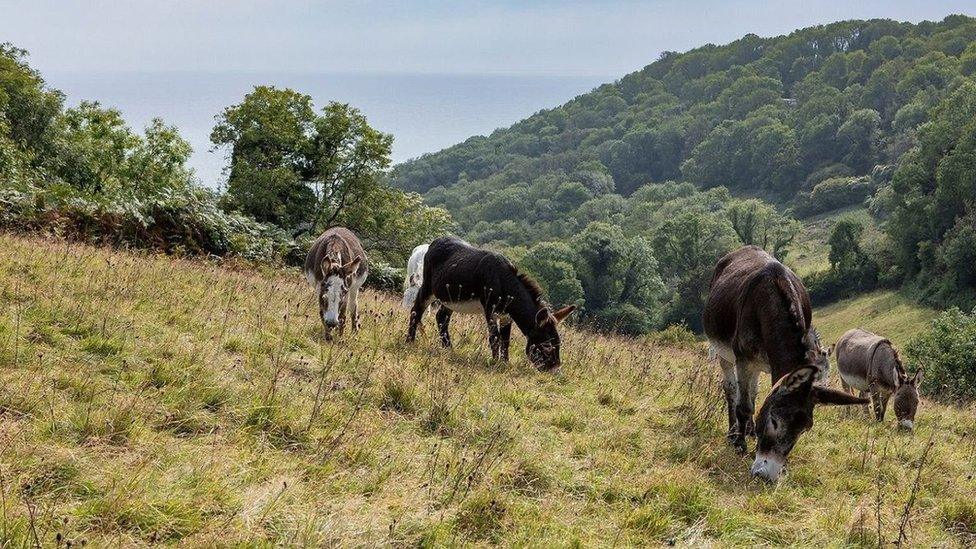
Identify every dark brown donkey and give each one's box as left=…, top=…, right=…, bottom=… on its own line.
left=406, top=237, right=575, bottom=371
left=703, top=246, right=866, bottom=482
left=836, top=328, right=922, bottom=430
left=304, top=227, right=368, bottom=339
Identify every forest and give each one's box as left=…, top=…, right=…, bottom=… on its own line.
left=392, top=15, right=976, bottom=325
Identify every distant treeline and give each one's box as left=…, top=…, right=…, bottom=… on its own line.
left=391, top=15, right=976, bottom=312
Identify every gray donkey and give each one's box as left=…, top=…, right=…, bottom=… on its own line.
left=835, top=328, right=922, bottom=430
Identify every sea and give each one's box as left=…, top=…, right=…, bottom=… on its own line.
left=43, top=71, right=611, bottom=189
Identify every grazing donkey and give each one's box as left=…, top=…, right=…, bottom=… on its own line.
left=406, top=237, right=575, bottom=371
left=401, top=244, right=429, bottom=309
left=836, top=328, right=922, bottom=430
left=304, top=227, right=368, bottom=340
left=703, top=246, right=867, bottom=482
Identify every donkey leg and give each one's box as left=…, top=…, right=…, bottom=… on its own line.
left=719, top=358, right=739, bottom=443
left=841, top=379, right=853, bottom=418
left=406, top=287, right=432, bottom=342
left=858, top=390, right=870, bottom=417
left=876, top=391, right=890, bottom=422
left=337, top=300, right=347, bottom=336
left=733, top=360, right=758, bottom=453
left=498, top=319, right=512, bottom=362
left=435, top=307, right=453, bottom=348
left=485, top=314, right=501, bottom=361
left=348, top=283, right=362, bottom=332
left=869, top=384, right=885, bottom=422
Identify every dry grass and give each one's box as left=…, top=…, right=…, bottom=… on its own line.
left=0, top=233, right=974, bottom=547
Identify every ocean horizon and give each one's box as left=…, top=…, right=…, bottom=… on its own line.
left=44, top=70, right=613, bottom=189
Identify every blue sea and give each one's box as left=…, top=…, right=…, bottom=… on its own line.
left=44, top=71, right=610, bottom=188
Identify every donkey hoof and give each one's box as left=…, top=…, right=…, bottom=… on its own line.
left=728, top=436, right=748, bottom=454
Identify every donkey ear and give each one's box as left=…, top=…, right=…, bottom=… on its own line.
left=911, top=369, right=923, bottom=387
left=343, top=256, right=362, bottom=275
left=535, top=309, right=552, bottom=328
left=772, top=366, right=816, bottom=397
left=812, top=385, right=869, bottom=406
left=320, top=257, right=334, bottom=277
left=827, top=343, right=836, bottom=356
left=552, top=305, right=576, bottom=324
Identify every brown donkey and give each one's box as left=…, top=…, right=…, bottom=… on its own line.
left=703, top=246, right=867, bottom=482
left=836, top=328, right=922, bottom=430
left=304, top=227, right=368, bottom=340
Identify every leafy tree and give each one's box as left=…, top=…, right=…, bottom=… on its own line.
left=828, top=219, right=865, bottom=269
left=211, top=86, right=317, bottom=229
left=725, top=199, right=800, bottom=259
left=569, top=223, right=666, bottom=333
left=519, top=241, right=586, bottom=310
left=306, top=102, right=393, bottom=231
left=652, top=211, right=738, bottom=329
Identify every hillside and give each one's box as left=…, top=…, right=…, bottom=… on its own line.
left=393, top=16, right=976, bottom=208
left=0, top=233, right=974, bottom=546
left=385, top=15, right=976, bottom=328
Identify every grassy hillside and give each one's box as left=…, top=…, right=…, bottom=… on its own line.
left=0, top=233, right=974, bottom=547
left=786, top=207, right=875, bottom=278
left=814, top=291, right=939, bottom=349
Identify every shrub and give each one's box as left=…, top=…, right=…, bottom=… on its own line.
left=646, top=324, right=699, bottom=349
left=906, top=307, right=976, bottom=402
left=791, top=176, right=876, bottom=218
left=364, top=261, right=404, bottom=294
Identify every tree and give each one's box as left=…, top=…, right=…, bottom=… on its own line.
left=828, top=218, right=864, bottom=269
left=569, top=223, right=666, bottom=334
left=519, top=241, right=586, bottom=310
left=725, top=199, right=800, bottom=259
left=836, top=109, right=881, bottom=173
left=211, top=86, right=316, bottom=229
left=212, top=88, right=395, bottom=238
left=306, top=102, right=393, bottom=232
left=652, top=211, right=738, bottom=329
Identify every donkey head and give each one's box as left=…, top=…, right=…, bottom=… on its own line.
left=893, top=370, right=923, bottom=431
left=319, top=253, right=362, bottom=329
left=751, top=366, right=868, bottom=483
left=526, top=305, right=576, bottom=372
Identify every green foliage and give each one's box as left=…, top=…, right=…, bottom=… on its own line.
left=792, top=175, right=876, bottom=218
left=725, top=198, right=800, bottom=258
left=212, top=87, right=451, bottom=263
left=806, top=218, right=879, bottom=304
left=906, top=307, right=976, bottom=402
left=1, top=47, right=450, bottom=268
left=518, top=241, right=586, bottom=310
left=394, top=16, right=976, bottom=205
left=880, top=79, right=976, bottom=308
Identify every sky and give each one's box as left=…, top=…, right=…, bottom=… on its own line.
left=2, top=0, right=975, bottom=77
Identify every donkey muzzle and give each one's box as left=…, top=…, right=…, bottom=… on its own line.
left=751, top=452, right=786, bottom=483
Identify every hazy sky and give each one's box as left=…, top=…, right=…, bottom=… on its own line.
left=2, top=0, right=974, bottom=76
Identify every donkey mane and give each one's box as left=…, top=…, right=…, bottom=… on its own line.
left=889, top=343, right=907, bottom=376
left=514, top=269, right=546, bottom=306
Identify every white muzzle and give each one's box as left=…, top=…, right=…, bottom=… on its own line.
left=751, top=452, right=786, bottom=483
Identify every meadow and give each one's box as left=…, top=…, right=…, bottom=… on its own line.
left=0, top=232, right=974, bottom=547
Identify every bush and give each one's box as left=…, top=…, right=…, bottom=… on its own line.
left=791, top=176, right=876, bottom=218
left=906, top=307, right=976, bottom=403
left=646, top=324, right=699, bottom=349
left=365, top=262, right=405, bottom=294
left=0, top=184, right=295, bottom=261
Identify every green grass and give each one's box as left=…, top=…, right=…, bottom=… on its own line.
left=814, top=290, right=940, bottom=349
left=787, top=206, right=876, bottom=277
left=0, top=233, right=974, bottom=546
